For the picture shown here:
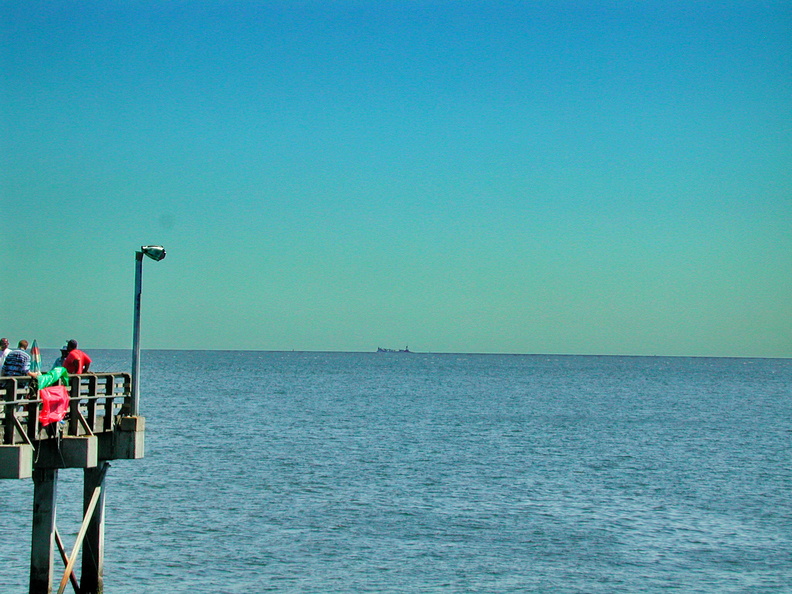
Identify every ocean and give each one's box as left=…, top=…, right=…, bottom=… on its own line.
left=1, top=350, right=791, bottom=593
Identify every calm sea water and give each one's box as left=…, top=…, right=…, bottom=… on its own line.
left=2, top=350, right=791, bottom=593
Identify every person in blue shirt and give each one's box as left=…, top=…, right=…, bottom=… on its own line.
left=51, top=346, right=68, bottom=370
left=1, top=340, right=34, bottom=376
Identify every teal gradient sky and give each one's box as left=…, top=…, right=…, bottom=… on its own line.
left=2, top=1, right=790, bottom=356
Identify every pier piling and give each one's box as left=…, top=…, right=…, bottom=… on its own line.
left=30, top=468, right=58, bottom=593
left=80, top=462, right=109, bottom=594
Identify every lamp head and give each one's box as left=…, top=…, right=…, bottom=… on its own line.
left=140, top=245, right=166, bottom=261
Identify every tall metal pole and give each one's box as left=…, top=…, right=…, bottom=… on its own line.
left=131, top=251, right=144, bottom=417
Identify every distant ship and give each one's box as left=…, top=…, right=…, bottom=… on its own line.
left=377, top=346, right=411, bottom=353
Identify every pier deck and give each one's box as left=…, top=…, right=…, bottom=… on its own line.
left=1, top=372, right=143, bottom=477
left=1, top=372, right=145, bottom=594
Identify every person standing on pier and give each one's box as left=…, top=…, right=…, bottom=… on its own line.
left=0, top=337, right=10, bottom=369
left=1, top=339, right=34, bottom=376
left=62, top=339, right=92, bottom=374
left=51, top=345, right=68, bottom=370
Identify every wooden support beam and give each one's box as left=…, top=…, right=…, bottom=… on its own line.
left=2, top=377, right=17, bottom=444
left=76, top=409, right=95, bottom=437
left=35, top=436, right=98, bottom=469
left=30, top=467, right=58, bottom=594
left=0, top=444, right=33, bottom=479
left=80, top=461, right=108, bottom=594
left=13, top=414, right=34, bottom=446
left=57, top=463, right=109, bottom=594
left=54, top=527, right=79, bottom=594
left=68, top=381, right=81, bottom=436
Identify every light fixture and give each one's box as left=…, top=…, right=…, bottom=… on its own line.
left=141, top=245, right=166, bottom=261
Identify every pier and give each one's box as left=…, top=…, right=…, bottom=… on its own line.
left=1, top=371, right=145, bottom=594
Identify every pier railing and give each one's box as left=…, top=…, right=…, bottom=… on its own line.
left=1, top=372, right=132, bottom=446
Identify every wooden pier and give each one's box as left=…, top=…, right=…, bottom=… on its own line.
left=1, top=372, right=145, bottom=594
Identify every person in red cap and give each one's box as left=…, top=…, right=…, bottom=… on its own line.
left=62, top=339, right=92, bottom=374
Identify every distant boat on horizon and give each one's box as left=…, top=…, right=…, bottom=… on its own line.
left=376, top=346, right=412, bottom=353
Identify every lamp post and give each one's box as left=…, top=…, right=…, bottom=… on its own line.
left=131, top=245, right=166, bottom=416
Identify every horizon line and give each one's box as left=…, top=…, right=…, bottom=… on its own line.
left=29, top=346, right=792, bottom=360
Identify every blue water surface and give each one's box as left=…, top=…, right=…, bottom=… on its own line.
left=1, top=351, right=790, bottom=592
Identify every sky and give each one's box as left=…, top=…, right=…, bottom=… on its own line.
left=1, top=1, right=790, bottom=357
